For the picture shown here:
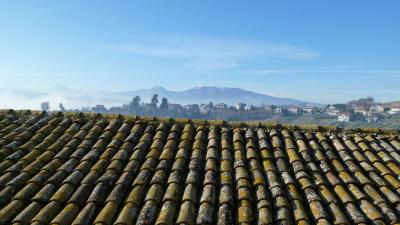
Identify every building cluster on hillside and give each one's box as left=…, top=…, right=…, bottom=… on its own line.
left=324, top=97, right=400, bottom=122
left=43, top=95, right=400, bottom=122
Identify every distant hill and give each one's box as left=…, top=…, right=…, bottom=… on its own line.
left=0, top=85, right=322, bottom=110
left=115, top=86, right=321, bottom=107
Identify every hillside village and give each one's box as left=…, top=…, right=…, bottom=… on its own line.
left=44, top=96, right=400, bottom=126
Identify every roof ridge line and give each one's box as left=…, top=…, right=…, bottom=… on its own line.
left=1, top=110, right=398, bottom=135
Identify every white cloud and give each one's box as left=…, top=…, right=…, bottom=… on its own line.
left=0, top=87, right=129, bottom=110
left=98, top=35, right=320, bottom=70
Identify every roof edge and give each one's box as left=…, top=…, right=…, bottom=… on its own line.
left=1, top=109, right=398, bottom=135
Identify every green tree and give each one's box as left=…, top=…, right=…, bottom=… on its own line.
left=150, top=94, right=159, bottom=113
left=159, top=97, right=169, bottom=114
left=131, top=96, right=141, bottom=109
left=59, top=103, right=66, bottom=111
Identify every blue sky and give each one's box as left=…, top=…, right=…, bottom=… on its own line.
left=0, top=0, right=399, bottom=105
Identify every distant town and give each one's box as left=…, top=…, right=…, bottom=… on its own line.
left=40, top=95, right=400, bottom=129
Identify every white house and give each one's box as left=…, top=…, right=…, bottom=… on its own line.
left=353, top=105, right=369, bottom=116
left=303, top=107, right=316, bottom=115
left=388, top=108, right=400, bottom=115
left=235, top=103, right=246, bottom=111
left=337, top=113, right=351, bottom=122
left=288, top=106, right=299, bottom=114
left=199, top=104, right=210, bottom=114
left=370, top=105, right=385, bottom=113
left=215, top=103, right=228, bottom=111
left=274, top=106, right=283, bottom=114
left=327, top=106, right=339, bottom=116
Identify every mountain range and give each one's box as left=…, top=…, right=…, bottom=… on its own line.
left=0, top=86, right=321, bottom=110
left=115, top=86, right=321, bottom=107
left=4, top=85, right=399, bottom=110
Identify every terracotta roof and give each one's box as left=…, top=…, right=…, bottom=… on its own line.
left=0, top=110, right=400, bottom=225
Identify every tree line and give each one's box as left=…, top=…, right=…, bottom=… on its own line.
left=42, top=94, right=274, bottom=121
left=92, top=94, right=198, bottom=118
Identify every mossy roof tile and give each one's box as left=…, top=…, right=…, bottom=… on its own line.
left=0, top=111, right=400, bottom=224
